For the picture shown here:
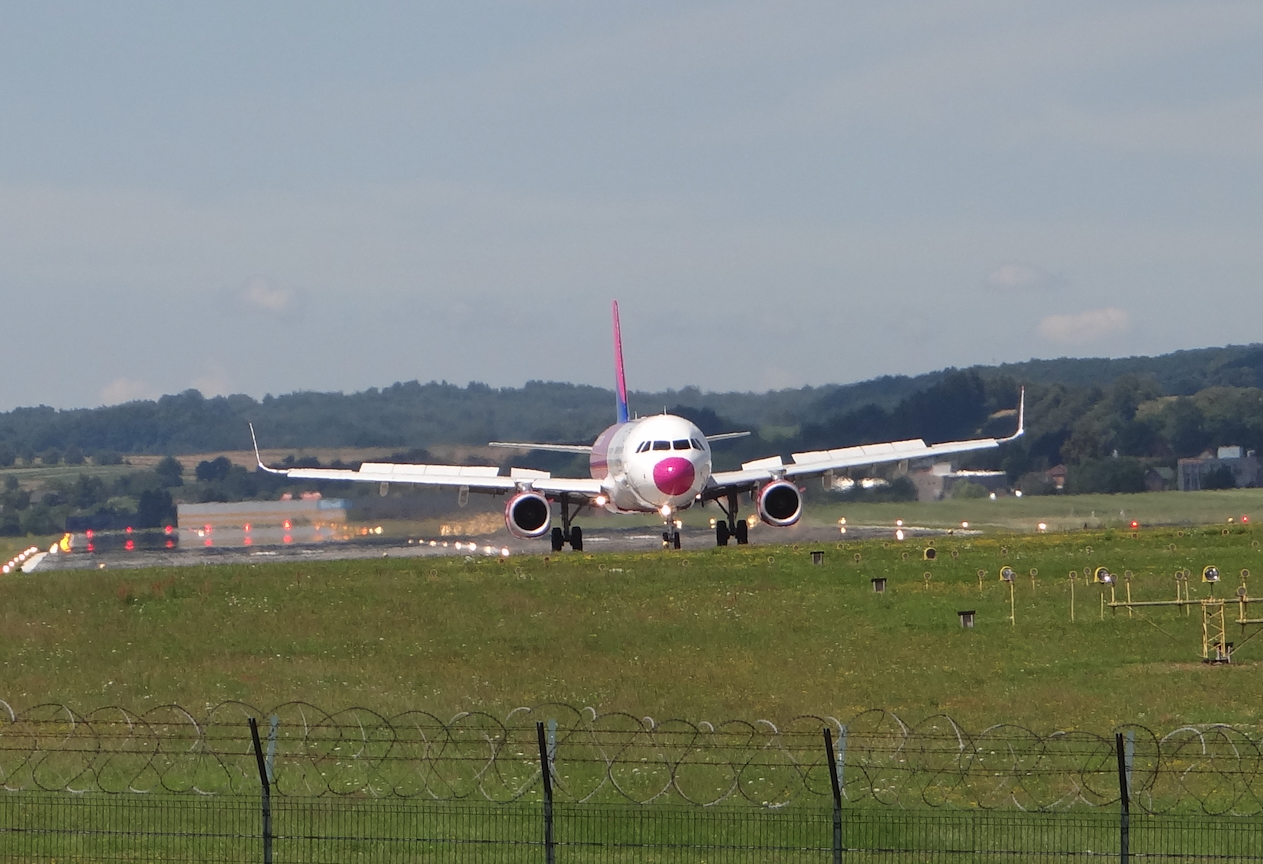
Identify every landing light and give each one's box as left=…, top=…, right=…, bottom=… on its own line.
left=595, top=495, right=607, bottom=507
left=660, top=504, right=672, bottom=518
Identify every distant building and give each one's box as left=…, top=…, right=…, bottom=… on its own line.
left=1178, top=447, right=1260, bottom=491
left=177, top=498, right=351, bottom=530
left=1045, top=465, right=1067, bottom=491
left=907, top=462, right=1008, bottom=502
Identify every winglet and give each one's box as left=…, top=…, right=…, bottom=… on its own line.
left=612, top=300, right=630, bottom=425
left=249, top=423, right=286, bottom=475
left=999, top=387, right=1026, bottom=443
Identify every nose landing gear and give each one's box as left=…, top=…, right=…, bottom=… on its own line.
left=714, top=492, right=750, bottom=547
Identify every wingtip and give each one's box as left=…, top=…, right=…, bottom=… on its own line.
left=249, top=423, right=284, bottom=474
left=1002, top=387, right=1025, bottom=442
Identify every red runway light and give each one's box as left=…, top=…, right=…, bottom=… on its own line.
left=125, top=540, right=134, bottom=551
left=125, top=526, right=133, bottom=534
left=1130, top=521, right=1139, bottom=529
left=86, top=530, right=94, bottom=539
left=164, top=525, right=173, bottom=534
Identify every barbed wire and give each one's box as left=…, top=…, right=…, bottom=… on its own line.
left=1, top=701, right=1260, bottom=813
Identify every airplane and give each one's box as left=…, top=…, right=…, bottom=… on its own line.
left=252, top=301, right=1024, bottom=551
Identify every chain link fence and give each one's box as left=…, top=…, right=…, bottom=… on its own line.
left=3, top=702, right=1263, bottom=861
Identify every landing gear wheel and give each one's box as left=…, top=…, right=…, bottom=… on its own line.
left=734, top=520, right=749, bottom=545
left=715, top=521, right=730, bottom=547
left=672, top=531, right=681, bottom=550
left=551, top=527, right=565, bottom=552
left=570, top=526, right=583, bottom=551
left=662, top=531, right=671, bottom=548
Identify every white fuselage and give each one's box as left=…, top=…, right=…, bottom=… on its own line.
left=589, top=415, right=711, bottom=514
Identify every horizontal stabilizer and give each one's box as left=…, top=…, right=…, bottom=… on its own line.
left=488, top=441, right=593, bottom=454
left=705, top=431, right=751, bottom=443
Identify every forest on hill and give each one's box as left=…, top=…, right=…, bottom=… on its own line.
left=3, top=344, right=1263, bottom=490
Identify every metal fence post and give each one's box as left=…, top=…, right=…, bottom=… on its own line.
left=249, top=717, right=273, bottom=864
left=824, top=728, right=843, bottom=864
left=1115, top=732, right=1129, bottom=864
left=537, top=721, right=555, bottom=864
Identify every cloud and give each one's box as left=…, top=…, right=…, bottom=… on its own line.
left=239, top=276, right=302, bottom=317
left=1028, top=99, right=1263, bottom=158
left=986, top=263, right=1050, bottom=291
left=100, top=377, right=158, bottom=405
left=1036, top=308, right=1130, bottom=347
left=191, top=362, right=234, bottom=398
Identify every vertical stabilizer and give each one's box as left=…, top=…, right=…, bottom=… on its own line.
left=612, top=300, right=630, bottom=424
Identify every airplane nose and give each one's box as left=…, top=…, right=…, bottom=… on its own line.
left=653, top=457, right=695, bottom=496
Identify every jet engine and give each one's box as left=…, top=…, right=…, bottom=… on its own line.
left=505, top=491, right=551, bottom=539
left=757, top=480, right=803, bottom=527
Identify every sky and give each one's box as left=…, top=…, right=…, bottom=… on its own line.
left=2, top=1, right=1261, bottom=411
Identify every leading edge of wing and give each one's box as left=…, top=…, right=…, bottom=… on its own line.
left=250, top=426, right=600, bottom=495
left=706, top=388, right=1025, bottom=488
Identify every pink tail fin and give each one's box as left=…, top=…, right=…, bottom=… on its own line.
left=613, top=301, right=629, bottom=424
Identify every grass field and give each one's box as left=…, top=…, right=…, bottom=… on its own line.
left=5, top=521, right=1263, bottom=732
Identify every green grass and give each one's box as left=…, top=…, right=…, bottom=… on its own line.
left=6, top=524, right=1263, bottom=732
left=801, top=488, right=1263, bottom=533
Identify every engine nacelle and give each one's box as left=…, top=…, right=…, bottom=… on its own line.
left=505, top=491, right=551, bottom=539
left=757, top=480, right=803, bottom=527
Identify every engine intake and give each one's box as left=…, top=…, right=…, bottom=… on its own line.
left=757, top=480, right=803, bottom=527
left=505, top=491, right=551, bottom=539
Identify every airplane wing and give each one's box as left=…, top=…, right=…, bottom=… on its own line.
left=707, top=389, right=1025, bottom=494
left=250, top=427, right=603, bottom=498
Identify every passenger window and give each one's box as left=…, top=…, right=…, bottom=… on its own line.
left=673, top=439, right=690, bottom=450
left=652, top=441, right=670, bottom=451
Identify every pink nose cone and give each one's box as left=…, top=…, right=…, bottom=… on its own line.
left=653, top=457, right=696, bottom=496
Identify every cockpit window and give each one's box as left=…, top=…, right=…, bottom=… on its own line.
left=635, top=441, right=650, bottom=453
left=673, top=439, right=691, bottom=450
left=690, top=438, right=703, bottom=450
left=652, top=440, right=670, bottom=451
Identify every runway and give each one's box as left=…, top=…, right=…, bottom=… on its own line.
left=31, top=521, right=961, bottom=573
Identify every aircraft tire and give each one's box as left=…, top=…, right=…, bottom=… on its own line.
left=715, top=522, right=729, bottom=546
left=735, top=520, right=749, bottom=545
left=551, top=527, right=565, bottom=552
left=570, top=526, right=583, bottom=551
left=672, top=531, right=681, bottom=550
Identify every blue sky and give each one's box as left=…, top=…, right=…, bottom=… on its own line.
left=2, top=2, right=1260, bottom=410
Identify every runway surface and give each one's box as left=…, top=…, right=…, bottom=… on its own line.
left=32, top=521, right=966, bottom=573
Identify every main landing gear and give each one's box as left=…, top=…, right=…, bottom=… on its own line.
left=714, top=492, right=750, bottom=547
left=550, top=493, right=584, bottom=552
